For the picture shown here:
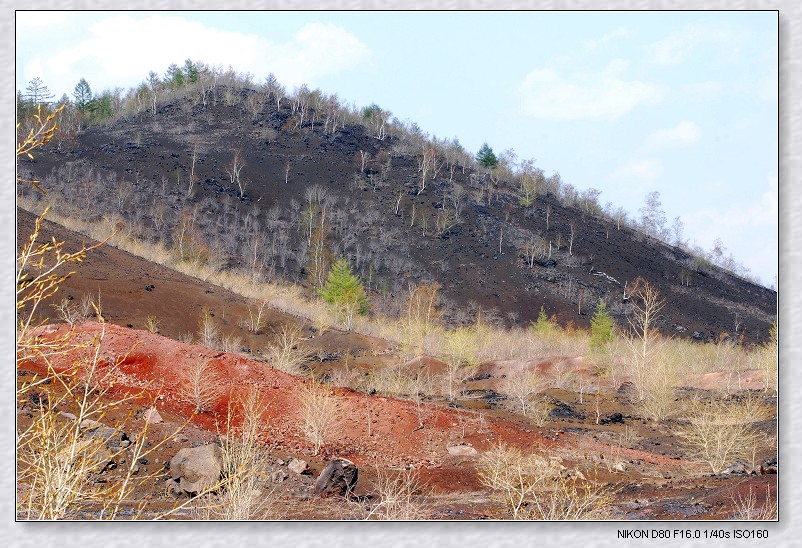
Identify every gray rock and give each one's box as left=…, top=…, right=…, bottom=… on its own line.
left=143, top=407, right=163, bottom=424
left=170, top=444, right=223, bottom=495
left=313, top=457, right=358, bottom=497
left=447, top=444, right=478, bottom=457
left=288, top=458, right=309, bottom=475
left=272, top=470, right=288, bottom=483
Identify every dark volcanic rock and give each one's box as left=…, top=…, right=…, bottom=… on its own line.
left=313, top=457, right=358, bottom=497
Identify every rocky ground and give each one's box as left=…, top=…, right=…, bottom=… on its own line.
left=15, top=210, right=777, bottom=521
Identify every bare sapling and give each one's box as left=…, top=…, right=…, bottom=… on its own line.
left=205, top=388, right=281, bottom=520
left=296, top=381, right=337, bottom=456
left=623, top=278, right=667, bottom=402
left=179, top=357, right=225, bottom=414
left=675, top=395, right=772, bottom=475
left=263, top=323, right=312, bottom=376
left=365, top=467, right=430, bottom=520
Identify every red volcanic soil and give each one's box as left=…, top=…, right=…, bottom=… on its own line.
left=16, top=209, right=778, bottom=520
left=21, top=322, right=558, bottom=470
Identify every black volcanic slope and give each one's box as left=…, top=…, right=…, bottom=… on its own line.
left=17, top=85, right=776, bottom=344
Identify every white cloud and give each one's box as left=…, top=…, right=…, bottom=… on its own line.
left=645, top=120, right=702, bottom=149
left=582, top=27, right=632, bottom=53
left=517, top=60, right=662, bottom=121
left=23, top=15, right=372, bottom=96
left=609, top=159, right=664, bottom=183
left=648, top=23, right=743, bottom=66
left=16, top=11, right=70, bottom=30
left=681, top=81, right=722, bottom=102
left=683, top=171, right=778, bottom=283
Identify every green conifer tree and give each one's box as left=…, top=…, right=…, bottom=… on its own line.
left=476, top=142, right=499, bottom=169
left=531, top=305, right=557, bottom=335
left=317, top=259, right=370, bottom=330
left=589, top=299, right=616, bottom=352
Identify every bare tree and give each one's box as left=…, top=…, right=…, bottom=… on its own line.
left=188, top=142, right=199, bottom=196
left=416, top=147, right=436, bottom=195
left=568, top=220, right=577, bottom=256
left=226, top=150, right=246, bottom=197
left=545, top=204, right=552, bottom=231
left=625, top=278, right=667, bottom=401
left=179, top=358, right=225, bottom=413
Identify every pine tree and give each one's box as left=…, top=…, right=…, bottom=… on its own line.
left=318, top=259, right=369, bottom=330
left=531, top=306, right=557, bottom=335
left=73, top=78, right=93, bottom=112
left=24, top=77, right=55, bottom=107
left=590, top=299, right=616, bottom=352
left=476, top=142, right=499, bottom=169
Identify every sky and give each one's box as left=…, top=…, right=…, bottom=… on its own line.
left=15, top=10, right=778, bottom=287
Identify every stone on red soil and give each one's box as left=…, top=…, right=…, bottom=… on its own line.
left=313, top=457, right=358, bottom=497
left=143, top=407, right=163, bottom=424
left=170, top=444, right=223, bottom=495
left=447, top=443, right=478, bottom=457
left=288, top=458, right=310, bottom=475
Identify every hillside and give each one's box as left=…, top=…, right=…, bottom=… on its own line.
left=17, top=80, right=776, bottom=343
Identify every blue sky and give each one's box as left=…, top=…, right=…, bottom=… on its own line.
left=15, top=10, right=778, bottom=286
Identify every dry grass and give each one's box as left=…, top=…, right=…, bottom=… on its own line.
left=144, top=314, right=160, bottom=334
left=296, top=381, right=338, bottom=456
left=364, top=467, right=431, bottom=520
left=675, top=394, right=773, bottom=475
left=476, top=443, right=618, bottom=520
left=263, top=323, right=313, bottom=376
left=178, top=358, right=226, bottom=414
left=197, top=388, right=282, bottom=520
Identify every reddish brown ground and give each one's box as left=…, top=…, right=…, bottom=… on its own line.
left=16, top=210, right=778, bottom=521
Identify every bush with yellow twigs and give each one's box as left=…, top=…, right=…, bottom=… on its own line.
left=477, top=443, right=618, bottom=520
left=296, top=381, right=337, bottom=456
left=675, top=395, right=773, bottom=475
left=365, top=467, right=431, bottom=520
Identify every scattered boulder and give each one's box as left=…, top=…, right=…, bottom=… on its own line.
left=600, top=412, right=625, bottom=425
left=170, top=444, right=223, bottom=495
left=313, top=457, right=358, bottom=497
left=143, top=407, right=163, bottom=424
left=548, top=402, right=585, bottom=420
left=722, top=461, right=753, bottom=476
left=616, top=382, right=638, bottom=404
left=447, top=443, right=478, bottom=457
left=288, top=458, right=310, bottom=475
left=760, top=456, right=778, bottom=475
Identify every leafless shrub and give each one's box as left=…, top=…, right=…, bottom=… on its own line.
left=441, top=326, right=480, bottom=401
left=500, top=370, right=549, bottom=420
left=729, top=484, right=777, bottom=520
left=675, top=395, right=772, bottom=475
left=296, top=381, right=337, bottom=456
left=241, top=300, right=269, bottom=334
left=477, top=443, right=618, bottom=520
left=263, top=323, right=312, bottom=376
left=200, top=388, right=282, bottom=520
left=51, top=297, right=82, bottom=326
left=365, top=468, right=431, bottom=520
left=219, top=333, right=244, bottom=354
left=197, top=307, right=220, bottom=349
left=179, top=358, right=225, bottom=414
